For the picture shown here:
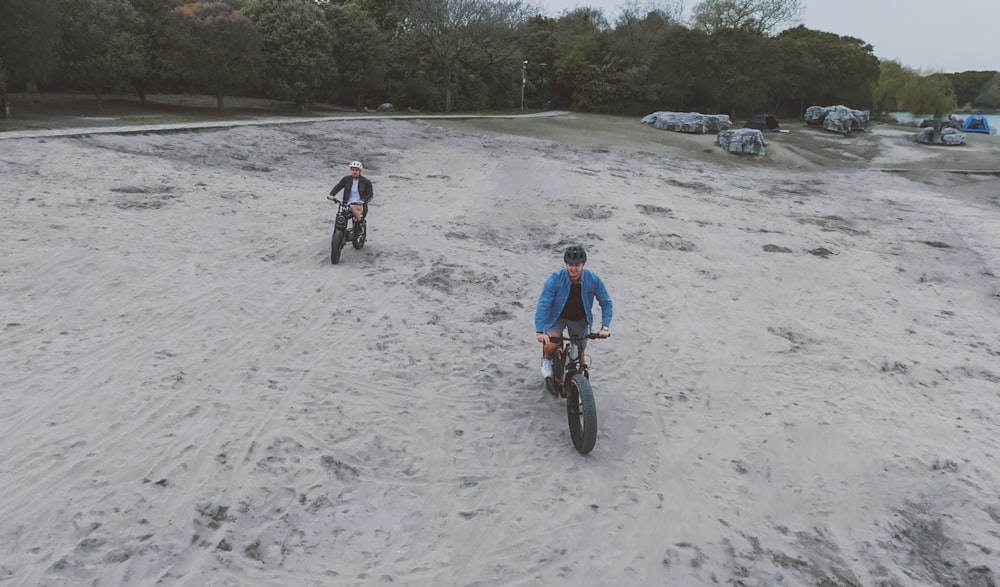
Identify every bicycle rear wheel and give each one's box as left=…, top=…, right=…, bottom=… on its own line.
left=351, top=219, right=366, bottom=249
left=566, top=373, right=597, bottom=454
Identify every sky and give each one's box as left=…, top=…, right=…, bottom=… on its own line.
left=535, top=0, right=1000, bottom=73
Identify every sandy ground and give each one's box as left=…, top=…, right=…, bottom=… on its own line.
left=2, top=113, right=1000, bottom=586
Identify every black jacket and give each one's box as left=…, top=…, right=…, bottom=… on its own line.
left=329, top=175, right=373, bottom=203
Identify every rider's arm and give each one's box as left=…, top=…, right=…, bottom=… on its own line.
left=329, top=176, right=346, bottom=196
left=363, top=178, right=373, bottom=202
left=594, top=273, right=613, bottom=329
left=534, top=272, right=560, bottom=333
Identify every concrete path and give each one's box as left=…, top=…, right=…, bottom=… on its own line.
left=0, top=110, right=571, bottom=140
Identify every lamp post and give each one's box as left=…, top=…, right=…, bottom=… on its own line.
left=521, top=60, right=527, bottom=112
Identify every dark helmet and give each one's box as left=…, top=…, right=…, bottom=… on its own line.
left=563, top=245, right=587, bottom=264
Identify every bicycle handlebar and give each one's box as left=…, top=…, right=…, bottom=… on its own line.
left=548, top=333, right=609, bottom=343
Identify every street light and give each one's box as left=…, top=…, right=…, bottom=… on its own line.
left=521, top=60, right=528, bottom=112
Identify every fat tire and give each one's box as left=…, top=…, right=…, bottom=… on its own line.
left=330, top=229, right=345, bottom=264
left=352, top=221, right=366, bottom=249
left=566, top=373, right=597, bottom=454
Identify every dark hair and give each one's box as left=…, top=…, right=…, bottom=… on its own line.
left=563, top=245, right=587, bottom=264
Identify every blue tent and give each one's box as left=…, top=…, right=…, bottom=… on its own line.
left=962, top=115, right=992, bottom=134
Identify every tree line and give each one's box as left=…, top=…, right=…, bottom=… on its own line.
left=1, top=0, right=998, bottom=120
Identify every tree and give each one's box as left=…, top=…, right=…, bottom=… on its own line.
left=611, top=3, right=678, bottom=58
left=245, top=0, right=336, bottom=108
left=57, top=0, right=146, bottom=111
left=323, top=2, right=388, bottom=110
left=647, top=26, right=711, bottom=112
left=872, top=60, right=912, bottom=118
left=461, top=0, right=531, bottom=109
left=573, top=53, right=626, bottom=112
left=158, top=2, right=264, bottom=110
left=550, top=8, right=610, bottom=111
left=948, top=70, right=996, bottom=109
left=617, top=0, right=683, bottom=27
left=774, top=26, right=880, bottom=115
left=606, top=3, right=680, bottom=113
left=691, top=0, right=802, bottom=36
left=521, top=15, right=560, bottom=108
left=0, top=0, right=61, bottom=116
left=897, top=72, right=957, bottom=123
left=127, top=0, right=186, bottom=103
left=974, top=72, right=1000, bottom=110
left=395, top=0, right=529, bottom=112
left=700, top=27, right=775, bottom=115
left=353, top=0, right=400, bottom=32
left=0, top=0, right=61, bottom=83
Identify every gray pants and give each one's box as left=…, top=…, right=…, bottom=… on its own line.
left=549, top=318, right=589, bottom=350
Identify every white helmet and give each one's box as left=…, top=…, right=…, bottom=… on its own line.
left=349, top=160, right=363, bottom=170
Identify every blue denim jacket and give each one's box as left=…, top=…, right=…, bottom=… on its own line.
left=535, top=268, right=613, bottom=333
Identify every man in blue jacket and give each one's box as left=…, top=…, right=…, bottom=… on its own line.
left=535, top=245, right=613, bottom=384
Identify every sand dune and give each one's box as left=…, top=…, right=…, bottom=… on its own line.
left=2, top=115, right=999, bottom=585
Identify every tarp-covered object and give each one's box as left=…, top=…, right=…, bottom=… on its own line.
left=718, top=128, right=765, bottom=156
left=641, top=111, right=732, bottom=134
left=917, top=126, right=965, bottom=146
left=804, top=105, right=869, bottom=134
left=743, top=113, right=780, bottom=132
left=962, top=115, right=993, bottom=134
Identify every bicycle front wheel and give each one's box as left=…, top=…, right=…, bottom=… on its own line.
left=330, top=229, right=345, bottom=264
left=566, top=373, right=597, bottom=454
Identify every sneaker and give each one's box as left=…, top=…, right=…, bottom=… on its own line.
left=541, top=358, right=553, bottom=378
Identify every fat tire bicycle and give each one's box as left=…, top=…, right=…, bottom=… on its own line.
left=327, top=196, right=366, bottom=264
left=546, top=333, right=607, bottom=454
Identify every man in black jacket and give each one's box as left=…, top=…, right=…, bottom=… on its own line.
left=327, top=160, right=373, bottom=225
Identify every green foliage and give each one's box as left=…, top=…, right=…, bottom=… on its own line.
left=872, top=60, right=912, bottom=116
left=701, top=27, right=776, bottom=115
left=355, top=0, right=400, bottom=31
left=774, top=26, right=879, bottom=114
left=394, top=0, right=529, bottom=112
left=158, top=2, right=264, bottom=110
left=605, top=5, right=677, bottom=114
left=549, top=8, right=609, bottom=111
left=974, top=72, right=1000, bottom=109
left=323, top=3, right=386, bottom=110
left=0, top=0, right=61, bottom=83
left=462, top=0, right=531, bottom=109
left=691, top=0, right=803, bottom=36
left=647, top=26, right=710, bottom=111
left=897, top=73, right=957, bottom=118
left=245, top=0, right=336, bottom=108
left=609, top=5, right=676, bottom=61
left=948, top=70, right=996, bottom=109
left=10, top=0, right=995, bottom=118
left=572, top=54, right=626, bottom=113
left=57, top=0, right=146, bottom=109
left=521, top=16, right=564, bottom=107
